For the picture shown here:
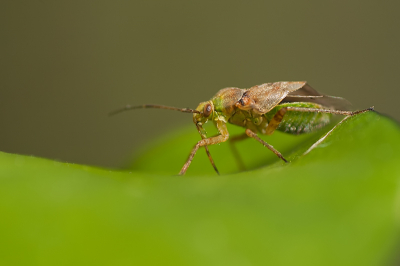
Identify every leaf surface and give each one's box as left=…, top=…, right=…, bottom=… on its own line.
left=1, top=111, right=399, bottom=265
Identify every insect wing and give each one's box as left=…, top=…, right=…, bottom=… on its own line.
left=284, top=83, right=352, bottom=111
left=238, top=81, right=307, bottom=114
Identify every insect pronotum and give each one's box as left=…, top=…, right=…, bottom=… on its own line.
left=111, top=81, right=373, bottom=175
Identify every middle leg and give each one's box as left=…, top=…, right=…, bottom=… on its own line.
left=245, top=129, right=288, bottom=163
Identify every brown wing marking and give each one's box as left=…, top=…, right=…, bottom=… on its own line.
left=235, top=81, right=307, bottom=114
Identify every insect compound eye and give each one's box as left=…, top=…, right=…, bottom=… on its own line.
left=203, top=103, right=212, bottom=117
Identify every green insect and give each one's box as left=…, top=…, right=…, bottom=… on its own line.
left=111, top=81, right=373, bottom=175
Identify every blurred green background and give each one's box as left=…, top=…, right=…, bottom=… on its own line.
left=1, top=0, right=399, bottom=168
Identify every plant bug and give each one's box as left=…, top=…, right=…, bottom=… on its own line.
left=110, top=81, right=373, bottom=175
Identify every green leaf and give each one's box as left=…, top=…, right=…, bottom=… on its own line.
left=1, top=111, right=400, bottom=266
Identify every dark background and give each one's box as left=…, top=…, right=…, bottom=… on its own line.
left=1, top=1, right=399, bottom=168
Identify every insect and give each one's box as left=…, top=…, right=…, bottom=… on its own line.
left=111, top=81, right=373, bottom=175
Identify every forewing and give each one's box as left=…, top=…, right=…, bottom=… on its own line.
left=284, top=83, right=352, bottom=111
left=238, top=81, right=307, bottom=114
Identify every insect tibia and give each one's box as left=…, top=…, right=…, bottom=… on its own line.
left=350, top=106, right=374, bottom=116
left=287, top=95, right=324, bottom=99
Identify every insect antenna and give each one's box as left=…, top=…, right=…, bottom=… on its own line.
left=109, top=104, right=201, bottom=116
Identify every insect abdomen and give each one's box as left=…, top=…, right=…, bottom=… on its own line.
left=264, top=102, right=332, bottom=135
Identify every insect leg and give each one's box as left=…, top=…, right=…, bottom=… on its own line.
left=245, top=129, right=288, bottom=163
left=264, top=107, right=288, bottom=135
left=285, top=106, right=374, bottom=116
left=229, top=133, right=249, bottom=171
left=264, top=106, right=374, bottom=135
left=179, top=121, right=229, bottom=175
left=196, top=125, right=220, bottom=175
left=204, top=146, right=219, bottom=175
left=302, top=107, right=374, bottom=155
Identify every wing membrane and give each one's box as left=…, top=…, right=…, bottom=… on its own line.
left=283, top=84, right=352, bottom=111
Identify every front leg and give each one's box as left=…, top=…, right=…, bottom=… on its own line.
left=179, top=121, right=229, bottom=175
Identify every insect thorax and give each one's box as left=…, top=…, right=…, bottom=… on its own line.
left=228, top=109, right=266, bottom=132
